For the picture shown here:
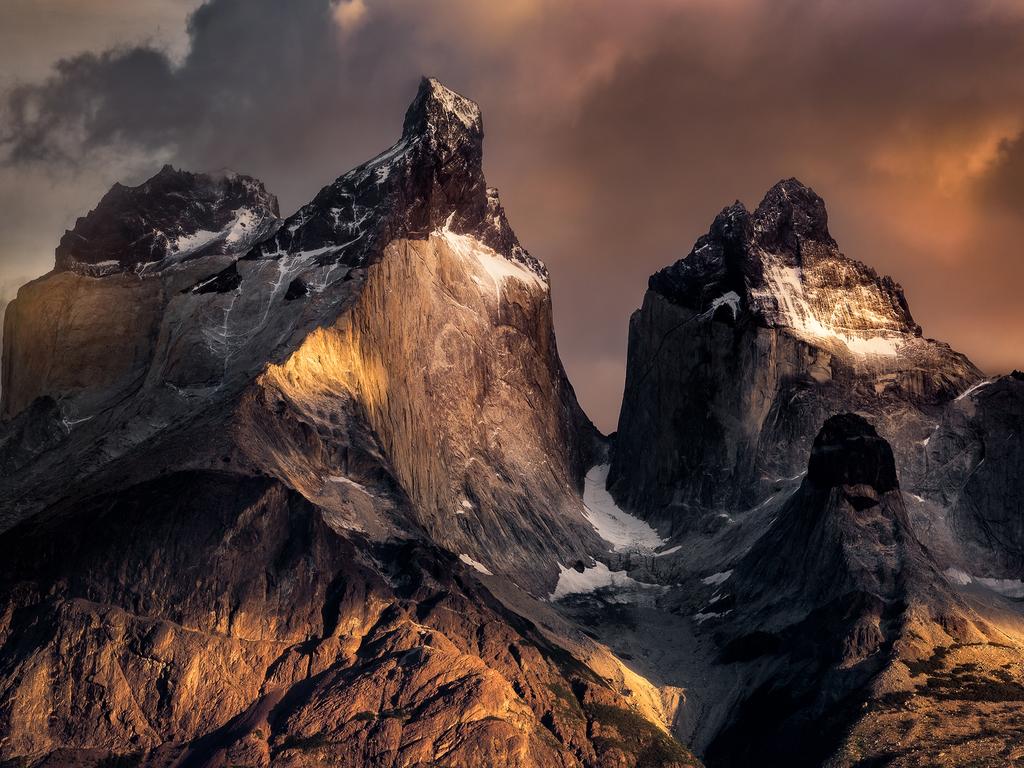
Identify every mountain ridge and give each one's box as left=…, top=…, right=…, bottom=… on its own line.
left=3, top=77, right=1024, bottom=768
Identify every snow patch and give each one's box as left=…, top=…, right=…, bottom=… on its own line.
left=425, top=78, right=481, bottom=130
left=701, top=570, right=733, bottom=586
left=693, top=610, right=732, bottom=624
left=327, top=475, right=375, bottom=497
left=436, top=227, right=546, bottom=295
left=944, top=568, right=1024, bottom=597
left=956, top=379, right=992, bottom=402
left=581, top=465, right=667, bottom=553
left=708, top=291, right=741, bottom=319
left=550, top=561, right=646, bottom=600
left=459, top=554, right=493, bottom=576
left=751, top=255, right=904, bottom=358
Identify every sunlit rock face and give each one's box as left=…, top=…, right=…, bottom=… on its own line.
left=609, top=178, right=981, bottom=529
left=0, top=79, right=688, bottom=768
left=1, top=168, right=282, bottom=420
left=247, top=228, right=599, bottom=584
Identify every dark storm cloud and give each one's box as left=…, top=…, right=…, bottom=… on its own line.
left=981, top=133, right=1024, bottom=211
left=3, top=0, right=1024, bottom=430
left=3, top=47, right=178, bottom=164
left=1, top=0, right=413, bottom=203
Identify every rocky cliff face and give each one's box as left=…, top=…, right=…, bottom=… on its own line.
left=1, top=168, right=281, bottom=420
left=609, top=179, right=981, bottom=532
left=5, top=80, right=1024, bottom=768
left=706, top=414, right=987, bottom=767
left=0, top=79, right=691, bottom=768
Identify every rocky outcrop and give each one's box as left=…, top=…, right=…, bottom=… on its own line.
left=1, top=167, right=281, bottom=421
left=244, top=228, right=599, bottom=584
left=609, top=179, right=981, bottom=531
left=55, top=166, right=280, bottom=275
left=705, top=414, right=989, bottom=768
left=920, top=372, right=1024, bottom=573
left=0, top=468, right=693, bottom=768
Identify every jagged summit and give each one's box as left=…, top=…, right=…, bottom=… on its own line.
left=807, top=413, right=899, bottom=497
left=650, top=177, right=922, bottom=358
left=55, top=165, right=280, bottom=276
left=246, top=76, right=545, bottom=279
left=402, top=77, right=483, bottom=139
left=752, top=177, right=836, bottom=251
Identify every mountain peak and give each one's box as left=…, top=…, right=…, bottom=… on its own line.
left=648, top=178, right=923, bottom=355
left=55, top=165, right=280, bottom=275
left=752, top=177, right=835, bottom=252
left=402, top=77, right=483, bottom=142
left=807, top=413, right=899, bottom=497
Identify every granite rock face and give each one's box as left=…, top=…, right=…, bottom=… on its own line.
left=609, top=179, right=981, bottom=532
left=0, top=79, right=691, bottom=768
left=707, top=415, right=991, bottom=768
left=921, top=373, right=1024, bottom=573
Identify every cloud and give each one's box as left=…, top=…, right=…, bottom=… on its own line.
left=3, top=0, right=1024, bottom=430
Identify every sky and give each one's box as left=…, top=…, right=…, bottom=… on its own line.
left=2, top=0, right=1024, bottom=432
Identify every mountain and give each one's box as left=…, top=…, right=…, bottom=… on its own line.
left=705, top=414, right=989, bottom=767
left=575, top=178, right=1024, bottom=767
left=4, top=81, right=1024, bottom=768
left=0, top=78, right=694, bottom=768
left=609, top=179, right=981, bottom=530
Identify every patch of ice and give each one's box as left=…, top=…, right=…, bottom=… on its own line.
left=693, top=610, right=731, bottom=624
left=956, top=379, right=992, bottom=402
left=173, top=228, right=221, bottom=255
left=977, top=577, right=1024, bottom=598
left=708, top=291, right=741, bottom=319
left=550, top=561, right=646, bottom=600
left=944, top=567, right=972, bottom=585
left=581, top=465, right=667, bottom=553
left=701, top=570, right=733, bottom=586
left=224, top=207, right=256, bottom=245
left=327, top=475, right=376, bottom=497
left=845, top=335, right=901, bottom=356
left=944, top=567, right=1024, bottom=597
left=459, top=554, right=493, bottom=576
left=656, top=545, right=682, bottom=557
left=436, top=227, right=546, bottom=295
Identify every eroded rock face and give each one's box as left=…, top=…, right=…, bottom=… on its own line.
left=55, top=166, right=280, bottom=276
left=707, top=414, right=988, bottom=768
left=921, top=373, right=1024, bottom=573
left=609, top=178, right=981, bottom=531
left=0, top=78, right=680, bottom=768
left=0, top=470, right=690, bottom=768
left=0, top=166, right=282, bottom=421
left=247, top=229, right=599, bottom=585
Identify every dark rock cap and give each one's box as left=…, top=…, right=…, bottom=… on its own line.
left=752, top=177, right=836, bottom=253
left=55, top=165, right=280, bottom=273
left=807, top=413, right=899, bottom=494
left=402, top=77, right=483, bottom=142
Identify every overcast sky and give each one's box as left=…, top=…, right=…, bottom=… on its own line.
left=3, top=0, right=1024, bottom=431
